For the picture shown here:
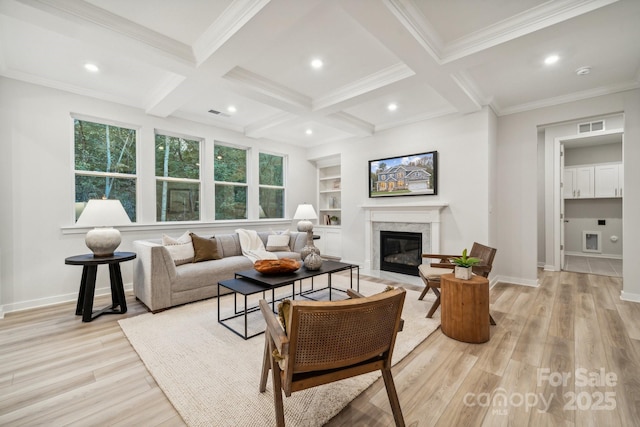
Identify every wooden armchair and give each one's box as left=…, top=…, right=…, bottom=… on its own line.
left=418, top=242, right=497, bottom=322
left=259, top=287, right=407, bottom=427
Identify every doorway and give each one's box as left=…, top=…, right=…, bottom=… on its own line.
left=558, top=129, right=624, bottom=277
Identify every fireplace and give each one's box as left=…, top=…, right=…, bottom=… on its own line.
left=380, top=231, right=422, bottom=276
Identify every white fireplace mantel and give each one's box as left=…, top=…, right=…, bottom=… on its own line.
left=361, top=202, right=449, bottom=272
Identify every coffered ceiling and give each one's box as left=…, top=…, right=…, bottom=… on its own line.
left=1, top=0, right=638, bottom=147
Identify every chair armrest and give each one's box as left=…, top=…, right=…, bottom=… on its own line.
left=259, top=299, right=289, bottom=356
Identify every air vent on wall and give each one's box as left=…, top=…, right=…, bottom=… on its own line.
left=578, top=120, right=605, bottom=133
left=208, top=109, right=230, bottom=118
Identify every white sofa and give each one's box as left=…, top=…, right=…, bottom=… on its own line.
left=133, top=231, right=306, bottom=312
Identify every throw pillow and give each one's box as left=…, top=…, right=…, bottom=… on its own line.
left=162, top=231, right=194, bottom=265
left=266, top=233, right=291, bottom=251
left=190, top=233, right=222, bottom=262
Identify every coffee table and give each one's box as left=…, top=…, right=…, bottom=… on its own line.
left=218, top=260, right=359, bottom=339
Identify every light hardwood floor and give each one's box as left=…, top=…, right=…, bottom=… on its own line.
left=1, top=270, right=639, bottom=426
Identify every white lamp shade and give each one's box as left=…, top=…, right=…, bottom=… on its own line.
left=293, top=204, right=318, bottom=220
left=76, top=199, right=131, bottom=227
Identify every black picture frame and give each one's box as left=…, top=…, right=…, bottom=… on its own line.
left=368, top=151, right=438, bottom=198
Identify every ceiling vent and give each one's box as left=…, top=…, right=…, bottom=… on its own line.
left=578, top=120, right=605, bottom=133
left=208, top=109, right=230, bottom=118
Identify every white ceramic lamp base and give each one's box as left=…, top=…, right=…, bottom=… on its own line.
left=85, top=227, right=121, bottom=257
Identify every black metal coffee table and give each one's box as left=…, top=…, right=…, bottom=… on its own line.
left=218, top=260, right=359, bottom=339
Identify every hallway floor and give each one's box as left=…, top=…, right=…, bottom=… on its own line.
left=564, top=255, right=622, bottom=277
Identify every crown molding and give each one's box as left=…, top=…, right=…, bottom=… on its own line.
left=313, top=63, right=415, bottom=111
left=497, top=80, right=640, bottom=116
left=244, top=111, right=297, bottom=138
left=374, top=108, right=458, bottom=132
left=442, top=0, right=620, bottom=63
left=170, top=110, right=245, bottom=134
left=143, top=74, right=187, bottom=116
left=192, top=0, right=270, bottom=66
left=17, top=0, right=195, bottom=63
left=321, top=112, right=374, bottom=137
left=223, top=66, right=311, bottom=111
left=386, top=0, right=620, bottom=64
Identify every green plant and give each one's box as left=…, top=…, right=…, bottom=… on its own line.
left=329, top=215, right=339, bottom=221
left=450, top=249, right=480, bottom=268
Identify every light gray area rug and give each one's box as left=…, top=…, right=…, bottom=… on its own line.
left=119, top=275, right=439, bottom=427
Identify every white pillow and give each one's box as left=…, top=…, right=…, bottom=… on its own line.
left=162, top=231, right=194, bottom=265
left=266, top=234, right=291, bottom=252
left=270, top=228, right=290, bottom=236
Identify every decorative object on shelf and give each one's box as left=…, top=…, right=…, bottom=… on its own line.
left=254, top=258, right=301, bottom=274
left=451, top=248, right=480, bottom=280
left=303, top=252, right=323, bottom=270
left=75, top=199, right=131, bottom=257
left=368, top=151, right=438, bottom=198
left=329, top=215, right=339, bottom=225
left=293, top=203, right=320, bottom=260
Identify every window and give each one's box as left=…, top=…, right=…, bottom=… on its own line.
left=74, top=118, right=137, bottom=221
left=259, top=152, right=285, bottom=218
left=214, top=144, right=247, bottom=220
left=155, top=132, right=201, bottom=221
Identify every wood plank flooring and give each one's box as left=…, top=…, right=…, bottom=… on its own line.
left=1, top=269, right=639, bottom=426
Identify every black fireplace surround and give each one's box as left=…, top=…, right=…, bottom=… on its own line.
left=380, top=230, right=422, bottom=276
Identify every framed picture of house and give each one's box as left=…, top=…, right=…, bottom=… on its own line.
left=368, top=151, right=437, bottom=198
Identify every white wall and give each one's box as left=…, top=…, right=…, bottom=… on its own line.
left=308, top=108, right=493, bottom=266
left=0, top=77, right=315, bottom=314
left=498, top=89, right=640, bottom=298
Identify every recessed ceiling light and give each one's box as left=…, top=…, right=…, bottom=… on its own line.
left=305, top=129, right=313, bottom=135
left=310, top=59, right=323, bottom=69
left=84, top=63, right=99, bottom=73
left=544, top=55, right=559, bottom=65
left=576, top=66, right=591, bottom=76
left=227, top=105, right=237, bottom=113
left=387, top=103, right=398, bottom=111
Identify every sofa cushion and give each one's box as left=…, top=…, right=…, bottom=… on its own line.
left=190, top=233, right=222, bottom=262
left=162, top=231, right=194, bottom=265
left=266, top=234, right=291, bottom=251
left=215, top=234, right=242, bottom=258
left=172, top=256, right=254, bottom=292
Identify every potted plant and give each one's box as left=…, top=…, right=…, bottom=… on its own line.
left=450, top=249, right=480, bottom=280
left=329, top=215, right=339, bottom=225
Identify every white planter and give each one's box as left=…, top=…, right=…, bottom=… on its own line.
left=454, top=266, right=472, bottom=280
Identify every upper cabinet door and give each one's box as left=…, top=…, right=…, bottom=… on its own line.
left=595, top=164, right=622, bottom=197
left=563, top=168, right=576, bottom=199
left=575, top=167, right=594, bottom=198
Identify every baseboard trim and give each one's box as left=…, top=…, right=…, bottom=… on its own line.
left=493, top=275, right=539, bottom=288
left=620, top=291, right=640, bottom=303
left=0, top=283, right=133, bottom=317
left=565, top=251, right=622, bottom=260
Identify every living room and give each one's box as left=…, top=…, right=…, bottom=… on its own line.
left=1, top=0, right=640, bottom=425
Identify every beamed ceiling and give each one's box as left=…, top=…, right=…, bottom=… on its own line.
left=1, top=0, right=639, bottom=146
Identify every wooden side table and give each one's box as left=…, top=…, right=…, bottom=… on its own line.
left=440, top=273, right=490, bottom=343
left=65, top=252, right=136, bottom=322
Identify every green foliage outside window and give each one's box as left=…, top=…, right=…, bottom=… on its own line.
left=155, top=134, right=200, bottom=221
left=74, top=119, right=136, bottom=221
left=259, top=153, right=285, bottom=218
left=214, top=145, right=248, bottom=219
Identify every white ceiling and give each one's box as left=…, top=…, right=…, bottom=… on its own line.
left=1, top=0, right=638, bottom=147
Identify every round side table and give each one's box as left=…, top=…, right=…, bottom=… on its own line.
left=440, top=273, right=490, bottom=343
left=65, top=252, right=136, bottom=322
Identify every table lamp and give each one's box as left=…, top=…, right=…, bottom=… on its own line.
left=75, top=199, right=131, bottom=257
left=293, top=203, right=320, bottom=263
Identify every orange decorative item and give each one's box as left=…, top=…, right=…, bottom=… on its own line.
left=254, top=258, right=301, bottom=275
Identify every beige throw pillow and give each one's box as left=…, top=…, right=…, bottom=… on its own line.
left=162, top=231, right=194, bottom=265
left=266, top=234, right=290, bottom=251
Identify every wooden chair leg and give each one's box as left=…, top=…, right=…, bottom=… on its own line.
left=381, top=368, right=405, bottom=427
left=490, top=313, right=496, bottom=325
left=418, top=285, right=429, bottom=301
left=268, top=340, right=286, bottom=427
left=426, top=286, right=441, bottom=318
left=259, top=335, right=270, bottom=392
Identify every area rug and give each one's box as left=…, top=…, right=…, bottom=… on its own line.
left=119, top=274, right=439, bottom=426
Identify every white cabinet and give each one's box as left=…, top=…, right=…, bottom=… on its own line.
left=595, top=163, right=623, bottom=197
left=564, top=167, right=594, bottom=199
left=314, top=226, right=342, bottom=258
left=564, top=163, right=623, bottom=199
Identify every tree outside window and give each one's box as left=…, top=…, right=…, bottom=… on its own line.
left=214, top=145, right=247, bottom=220
left=259, top=152, right=285, bottom=218
left=155, top=133, right=200, bottom=221
left=74, top=119, right=137, bottom=221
